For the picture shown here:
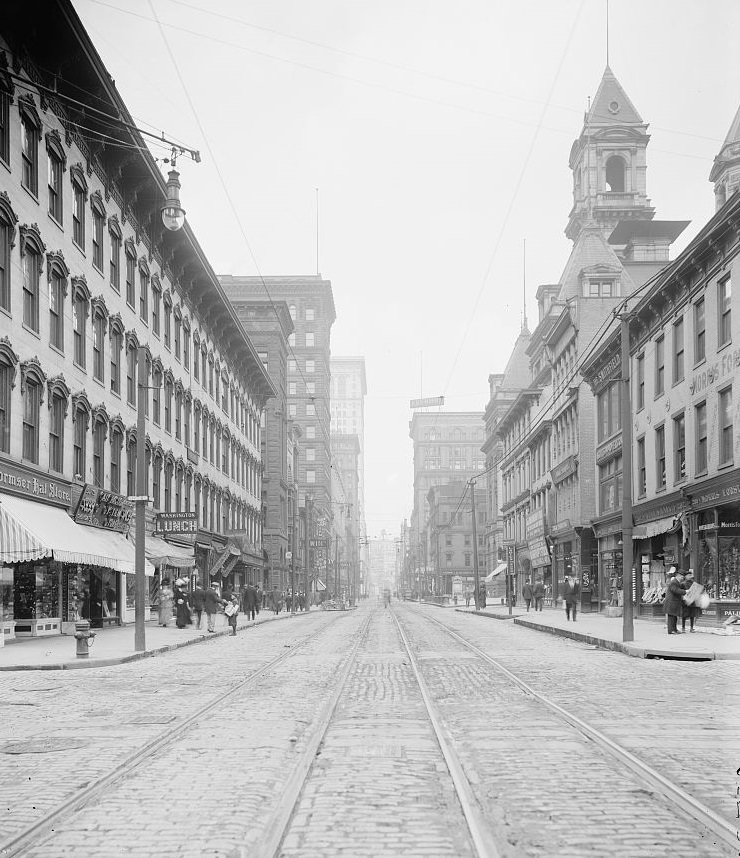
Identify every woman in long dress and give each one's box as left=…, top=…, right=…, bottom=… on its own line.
left=173, top=578, right=192, bottom=629
left=159, top=578, right=174, bottom=627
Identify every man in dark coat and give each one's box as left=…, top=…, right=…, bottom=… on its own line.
left=562, top=575, right=580, bottom=621
left=665, top=569, right=687, bottom=635
left=533, top=579, right=544, bottom=611
left=192, top=581, right=206, bottom=630
left=204, top=584, right=224, bottom=633
left=522, top=580, right=534, bottom=612
left=242, top=583, right=258, bottom=621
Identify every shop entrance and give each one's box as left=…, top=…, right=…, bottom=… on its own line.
left=65, top=566, right=120, bottom=628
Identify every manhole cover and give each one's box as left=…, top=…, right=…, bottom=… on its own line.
left=2, top=738, right=88, bottom=754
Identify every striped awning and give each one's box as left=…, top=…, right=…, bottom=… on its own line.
left=130, top=533, right=195, bottom=569
left=484, top=563, right=508, bottom=582
left=0, top=494, right=153, bottom=574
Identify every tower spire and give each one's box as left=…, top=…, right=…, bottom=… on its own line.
left=606, top=0, right=610, bottom=67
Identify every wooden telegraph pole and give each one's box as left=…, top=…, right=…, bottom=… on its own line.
left=470, top=479, right=481, bottom=611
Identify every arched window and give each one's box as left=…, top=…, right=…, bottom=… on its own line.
left=192, top=332, right=200, bottom=381
left=193, top=400, right=201, bottom=452
left=108, top=215, right=122, bottom=292
left=152, top=449, right=163, bottom=510
left=151, top=275, right=161, bottom=336
left=151, top=360, right=163, bottom=425
left=126, top=428, right=137, bottom=496
left=71, top=276, right=90, bottom=369
left=605, top=155, right=625, bottom=193
left=0, top=193, right=19, bottom=313
left=72, top=391, right=91, bottom=479
left=47, top=251, right=69, bottom=352
left=0, top=339, right=19, bottom=454
left=138, top=257, right=149, bottom=323
left=183, top=391, right=191, bottom=447
left=90, top=191, right=106, bottom=272
left=19, top=96, right=41, bottom=196
left=47, top=376, right=69, bottom=474
left=109, top=315, right=124, bottom=395
left=110, top=420, right=124, bottom=494
left=175, top=382, right=183, bottom=440
left=92, top=406, right=109, bottom=488
left=125, top=332, right=139, bottom=406
left=164, top=372, right=174, bottom=433
left=164, top=455, right=174, bottom=511
left=91, top=296, right=108, bottom=383
left=21, top=358, right=46, bottom=465
left=20, top=224, right=45, bottom=333
left=70, top=164, right=88, bottom=249
left=46, top=130, right=66, bottom=224
left=163, top=291, right=172, bottom=349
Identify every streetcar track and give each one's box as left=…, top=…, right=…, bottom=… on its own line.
left=0, top=613, right=344, bottom=858
left=412, top=606, right=737, bottom=853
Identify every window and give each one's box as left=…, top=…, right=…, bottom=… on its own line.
left=175, top=389, right=182, bottom=440
left=93, top=420, right=105, bottom=488
left=47, top=148, right=63, bottom=223
left=22, top=245, right=40, bottom=332
left=183, top=328, right=190, bottom=372
left=126, top=344, right=137, bottom=406
left=464, top=553, right=471, bottom=567
left=0, top=360, right=11, bottom=453
left=696, top=401, right=708, bottom=474
left=174, top=316, right=181, bottom=361
left=221, top=376, right=228, bottom=412
left=193, top=405, right=200, bottom=451
left=22, top=379, right=40, bottom=463
left=152, top=454, right=162, bottom=510
left=201, top=349, right=207, bottom=386
left=719, top=277, right=732, bottom=347
left=21, top=111, right=39, bottom=195
left=288, top=382, right=296, bottom=396
left=597, top=381, right=621, bottom=442
left=305, top=308, right=315, bottom=321
left=694, top=298, right=705, bottom=364
left=288, top=332, right=295, bottom=347
left=0, top=85, right=9, bottom=164
left=209, top=359, right=214, bottom=397
left=306, top=447, right=315, bottom=462
left=720, top=387, right=733, bottom=466
left=288, top=359, right=296, bottom=372
left=125, top=249, right=136, bottom=307
left=93, top=312, right=105, bottom=382
left=126, top=437, right=136, bottom=497
left=673, top=413, right=686, bottom=482
left=673, top=317, right=684, bottom=384
left=306, top=426, right=315, bottom=440
left=306, top=360, right=314, bottom=373
left=49, top=394, right=65, bottom=473
left=110, top=326, right=122, bottom=395
left=655, top=336, right=665, bottom=397
left=605, top=155, right=625, bottom=192
left=139, top=268, right=149, bottom=322
left=164, top=461, right=173, bottom=511
left=305, top=332, right=314, bottom=347
left=184, top=399, right=191, bottom=447
left=586, top=279, right=616, bottom=297
left=288, top=404, right=296, bottom=418
left=152, top=284, right=161, bottom=335
left=599, top=455, right=623, bottom=512
left=73, top=290, right=87, bottom=369
left=306, top=469, right=315, bottom=484
left=164, top=300, right=172, bottom=348
left=110, top=428, right=122, bottom=493
left=73, top=409, right=87, bottom=478
left=49, top=271, right=65, bottom=351
left=306, top=382, right=315, bottom=396
left=306, top=403, right=316, bottom=417
left=655, top=425, right=666, bottom=489
left=109, top=222, right=121, bottom=291
left=222, top=433, right=228, bottom=473
left=72, top=178, right=86, bottom=249
left=0, top=208, right=11, bottom=312
left=637, top=438, right=646, bottom=497
left=164, top=378, right=173, bottom=433
left=92, top=204, right=104, bottom=271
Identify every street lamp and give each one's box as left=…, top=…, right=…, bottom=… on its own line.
left=161, top=167, right=186, bottom=232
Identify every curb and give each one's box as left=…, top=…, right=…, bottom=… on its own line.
left=454, top=608, right=517, bottom=621
left=0, top=610, right=315, bottom=672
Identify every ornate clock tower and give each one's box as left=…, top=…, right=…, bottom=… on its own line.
left=710, top=104, right=740, bottom=211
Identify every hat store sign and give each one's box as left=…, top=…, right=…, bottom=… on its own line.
left=155, top=511, right=197, bottom=535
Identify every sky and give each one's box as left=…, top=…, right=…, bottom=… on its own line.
left=73, top=0, right=740, bottom=537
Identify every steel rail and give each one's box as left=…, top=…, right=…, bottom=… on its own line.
left=241, top=611, right=374, bottom=858
left=391, top=610, right=504, bottom=858
left=417, top=607, right=738, bottom=853
left=0, top=614, right=339, bottom=858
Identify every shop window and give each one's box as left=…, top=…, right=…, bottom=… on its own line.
left=718, top=277, right=732, bottom=348
left=655, top=425, right=666, bottom=489
left=655, top=336, right=665, bottom=397
left=695, top=402, right=708, bottom=474
left=673, top=413, right=686, bottom=482
left=14, top=563, right=59, bottom=622
left=48, top=393, right=65, bottom=473
left=719, top=387, right=733, bottom=466
left=22, top=244, right=41, bottom=333
left=66, top=566, right=119, bottom=625
left=22, top=378, right=40, bottom=463
left=673, top=317, right=684, bottom=384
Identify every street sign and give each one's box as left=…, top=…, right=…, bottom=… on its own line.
left=309, top=538, right=330, bottom=548
left=410, top=395, right=444, bottom=409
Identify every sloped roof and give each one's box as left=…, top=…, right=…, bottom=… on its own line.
left=500, top=328, right=532, bottom=390
left=722, top=102, right=740, bottom=148
left=557, top=223, right=635, bottom=300
left=587, top=66, right=643, bottom=127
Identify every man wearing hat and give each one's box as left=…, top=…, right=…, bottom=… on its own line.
left=664, top=567, right=687, bottom=634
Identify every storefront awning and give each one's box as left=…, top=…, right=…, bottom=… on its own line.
left=484, top=562, right=508, bottom=582
left=0, top=494, right=154, bottom=575
left=633, top=516, right=677, bottom=540
left=131, top=534, right=195, bottom=569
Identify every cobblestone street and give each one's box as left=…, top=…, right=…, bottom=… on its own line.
left=1, top=602, right=737, bottom=857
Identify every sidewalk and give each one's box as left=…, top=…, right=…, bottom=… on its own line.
left=0, top=608, right=313, bottom=671
left=454, top=604, right=740, bottom=660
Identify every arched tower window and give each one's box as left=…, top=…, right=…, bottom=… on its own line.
left=605, top=156, right=626, bottom=193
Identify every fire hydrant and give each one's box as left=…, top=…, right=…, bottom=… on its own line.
left=74, top=620, right=95, bottom=658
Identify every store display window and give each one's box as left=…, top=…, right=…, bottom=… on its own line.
left=600, top=549, right=623, bottom=607
left=1, top=566, right=13, bottom=623
left=13, top=562, right=60, bottom=620
left=64, top=566, right=119, bottom=627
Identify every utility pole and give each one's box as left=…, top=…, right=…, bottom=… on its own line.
left=471, top=479, right=481, bottom=611
left=620, top=314, right=635, bottom=642
left=290, top=488, right=297, bottom=615
left=334, top=536, right=339, bottom=600
left=134, top=347, right=147, bottom=652
left=304, top=496, right=311, bottom=609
